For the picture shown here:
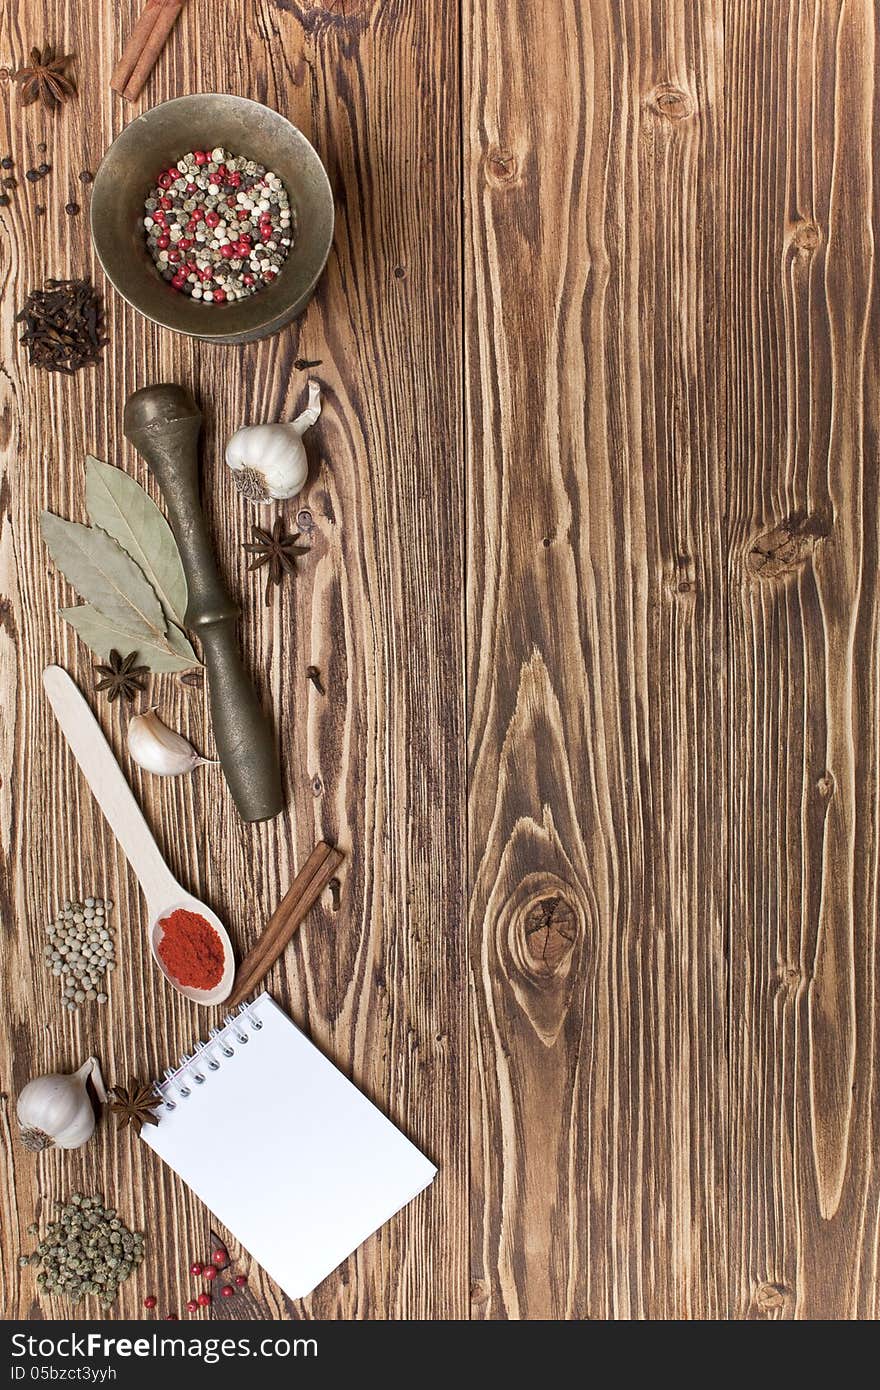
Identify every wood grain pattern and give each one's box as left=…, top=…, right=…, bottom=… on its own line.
left=0, top=0, right=465, bottom=1320
left=465, top=0, right=728, bottom=1320
left=726, top=0, right=880, bottom=1321
left=2, top=0, right=879, bottom=1323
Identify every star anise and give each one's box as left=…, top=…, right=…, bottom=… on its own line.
left=243, top=517, right=310, bottom=606
left=109, top=1078, right=161, bottom=1134
left=93, top=649, right=149, bottom=704
left=13, top=45, right=76, bottom=110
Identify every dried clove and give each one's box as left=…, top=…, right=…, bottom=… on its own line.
left=15, top=277, right=106, bottom=374
left=306, top=665, right=325, bottom=695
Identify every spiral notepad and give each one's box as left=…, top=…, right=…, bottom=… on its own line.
left=141, top=992, right=437, bottom=1300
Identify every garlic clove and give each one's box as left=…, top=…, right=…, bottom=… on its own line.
left=127, top=709, right=217, bottom=777
left=225, top=381, right=321, bottom=506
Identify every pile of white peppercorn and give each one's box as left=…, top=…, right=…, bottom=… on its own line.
left=143, top=147, right=293, bottom=302
left=42, top=897, right=115, bottom=1011
left=19, top=1194, right=144, bottom=1309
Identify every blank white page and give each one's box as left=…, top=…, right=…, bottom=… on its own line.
left=142, top=992, right=437, bottom=1300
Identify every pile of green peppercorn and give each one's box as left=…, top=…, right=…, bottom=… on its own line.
left=19, top=1193, right=145, bottom=1309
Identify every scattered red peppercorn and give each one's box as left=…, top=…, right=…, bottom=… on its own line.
left=158, top=195, right=172, bottom=210
left=144, top=1295, right=157, bottom=1309
left=167, top=248, right=181, bottom=264
left=197, top=1292, right=212, bottom=1306
left=213, top=289, right=227, bottom=304
left=234, top=1274, right=247, bottom=1287
left=194, top=151, right=207, bottom=165
left=164, top=1313, right=179, bottom=1321
left=157, top=172, right=173, bottom=190
left=220, top=243, right=236, bottom=259
left=205, top=211, right=220, bottom=228
left=190, top=1260, right=203, bottom=1277
left=156, top=234, right=170, bottom=249
left=220, top=1285, right=235, bottom=1299
left=203, top=1266, right=217, bottom=1281
left=212, top=1248, right=228, bottom=1267
left=186, top=1299, right=198, bottom=1313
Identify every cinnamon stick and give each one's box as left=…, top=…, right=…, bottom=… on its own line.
left=112, top=0, right=186, bottom=104
left=110, top=2, right=163, bottom=96
left=228, top=842, right=344, bottom=1008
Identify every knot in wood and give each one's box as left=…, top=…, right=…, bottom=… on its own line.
left=790, top=219, right=821, bottom=254
left=755, top=1281, right=789, bottom=1313
left=486, top=147, right=518, bottom=187
left=747, top=512, right=830, bottom=580
left=817, top=771, right=835, bottom=800
left=650, top=84, right=693, bottom=121
left=522, top=894, right=577, bottom=978
left=317, top=0, right=372, bottom=19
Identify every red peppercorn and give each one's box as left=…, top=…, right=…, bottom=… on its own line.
left=217, top=243, right=234, bottom=260
left=220, top=1285, right=235, bottom=1299
left=194, top=150, right=207, bottom=165
left=203, top=1266, right=217, bottom=1281
left=158, top=195, right=172, bottom=210
left=205, top=211, right=220, bottom=228
left=228, top=171, right=242, bottom=187
left=213, top=289, right=227, bottom=304
left=263, top=270, right=276, bottom=282
left=153, top=210, right=167, bottom=226
left=216, top=165, right=228, bottom=180
left=144, top=1295, right=157, bottom=1309
left=197, top=1292, right=212, bottom=1306
left=178, top=237, right=193, bottom=250
left=156, top=234, right=170, bottom=249
left=186, top=1299, right=198, bottom=1313
left=226, top=196, right=238, bottom=208
left=243, top=273, right=256, bottom=287
left=234, top=1274, right=247, bottom=1287
left=157, top=172, right=173, bottom=190
left=198, top=267, right=213, bottom=282
left=191, top=206, right=205, bottom=221
left=190, top=1261, right=203, bottom=1277
left=164, top=1314, right=179, bottom=1321
left=186, top=182, right=197, bottom=192
left=212, top=1248, right=228, bottom=1267
left=171, top=276, right=187, bottom=292
left=167, top=248, right=181, bottom=263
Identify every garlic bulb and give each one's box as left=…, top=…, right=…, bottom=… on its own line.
left=225, top=380, right=322, bottom=505
left=127, top=709, right=217, bottom=777
left=17, top=1057, right=106, bottom=1152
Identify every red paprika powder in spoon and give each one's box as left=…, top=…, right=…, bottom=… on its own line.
left=157, top=908, right=225, bottom=990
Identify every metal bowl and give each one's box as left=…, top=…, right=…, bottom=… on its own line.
left=91, top=94, right=334, bottom=344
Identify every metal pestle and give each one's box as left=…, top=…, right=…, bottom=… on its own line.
left=124, top=383, right=284, bottom=824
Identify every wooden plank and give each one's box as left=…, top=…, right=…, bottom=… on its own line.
left=465, top=1, right=728, bottom=1318
left=0, top=0, right=465, bottom=1320
left=726, top=0, right=880, bottom=1320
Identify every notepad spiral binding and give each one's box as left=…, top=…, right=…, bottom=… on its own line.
left=153, top=1000, right=265, bottom=1110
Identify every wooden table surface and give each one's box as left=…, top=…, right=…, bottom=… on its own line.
left=0, top=0, right=878, bottom=1322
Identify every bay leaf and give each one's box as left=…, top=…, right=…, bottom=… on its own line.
left=41, top=512, right=168, bottom=639
left=85, top=455, right=188, bottom=628
left=60, top=605, right=198, bottom=673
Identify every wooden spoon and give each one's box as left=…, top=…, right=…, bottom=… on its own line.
left=43, top=665, right=234, bottom=1006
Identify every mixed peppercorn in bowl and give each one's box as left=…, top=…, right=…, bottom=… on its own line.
left=90, top=94, right=335, bottom=344
left=143, top=146, right=294, bottom=303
